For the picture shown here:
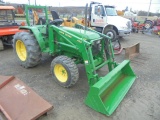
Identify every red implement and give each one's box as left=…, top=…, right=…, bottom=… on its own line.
left=0, top=75, right=53, bottom=120
left=0, top=26, right=22, bottom=36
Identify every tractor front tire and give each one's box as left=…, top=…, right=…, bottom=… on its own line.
left=0, top=40, right=4, bottom=51
left=51, top=55, right=79, bottom=88
left=13, top=32, right=42, bottom=68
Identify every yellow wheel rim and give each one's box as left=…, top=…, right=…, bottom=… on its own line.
left=54, top=64, right=68, bottom=82
left=16, top=40, right=27, bottom=61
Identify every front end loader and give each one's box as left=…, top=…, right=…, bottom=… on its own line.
left=13, top=5, right=136, bottom=116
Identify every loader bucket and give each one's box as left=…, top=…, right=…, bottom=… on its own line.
left=85, top=60, right=136, bottom=116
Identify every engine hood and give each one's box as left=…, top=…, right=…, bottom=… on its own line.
left=60, top=26, right=101, bottom=40
left=107, top=16, right=131, bottom=29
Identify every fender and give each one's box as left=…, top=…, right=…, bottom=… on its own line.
left=102, top=24, right=118, bottom=35
left=19, top=26, right=46, bottom=51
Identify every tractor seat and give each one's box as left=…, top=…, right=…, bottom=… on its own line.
left=50, top=10, right=63, bottom=26
left=49, top=19, right=63, bottom=26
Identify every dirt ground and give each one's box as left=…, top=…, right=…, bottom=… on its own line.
left=0, top=33, right=160, bottom=120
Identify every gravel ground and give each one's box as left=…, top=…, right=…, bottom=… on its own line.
left=0, top=33, right=160, bottom=120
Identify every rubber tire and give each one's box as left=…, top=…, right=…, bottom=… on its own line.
left=144, top=20, right=153, bottom=29
left=51, top=55, right=79, bottom=88
left=132, top=28, right=136, bottom=33
left=105, top=29, right=117, bottom=42
left=0, top=40, right=4, bottom=51
left=136, top=29, right=139, bottom=33
left=13, top=32, right=42, bottom=68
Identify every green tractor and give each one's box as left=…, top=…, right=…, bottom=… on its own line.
left=13, top=5, right=136, bottom=116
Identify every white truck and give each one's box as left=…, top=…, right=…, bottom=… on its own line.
left=88, top=2, right=132, bottom=41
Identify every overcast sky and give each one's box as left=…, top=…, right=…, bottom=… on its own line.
left=4, top=0, right=160, bottom=12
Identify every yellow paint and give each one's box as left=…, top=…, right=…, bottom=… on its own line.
left=54, top=64, right=68, bottom=82
left=16, top=40, right=27, bottom=61
left=65, top=33, right=72, bottom=38
left=77, top=40, right=82, bottom=43
left=59, top=31, right=64, bottom=34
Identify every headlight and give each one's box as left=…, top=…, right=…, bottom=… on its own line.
left=119, top=26, right=128, bottom=30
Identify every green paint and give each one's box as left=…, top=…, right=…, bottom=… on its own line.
left=21, top=5, right=136, bottom=116
left=85, top=60, right=136, bottom=116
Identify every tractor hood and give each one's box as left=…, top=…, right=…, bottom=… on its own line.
left=61, top=26, right=101, bottom=40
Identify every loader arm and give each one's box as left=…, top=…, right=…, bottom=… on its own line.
left=48, top=25, right=113, bottom=86
left=49, top=24, right=121, bottom=87
left=74, top=24, right=136, bottom=116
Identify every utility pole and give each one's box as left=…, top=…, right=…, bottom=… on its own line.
left=28, top=0, right=30, bottom=5
left=147, top=0, right=152, bottom=17
left=35, top=0, right=36, bottom=5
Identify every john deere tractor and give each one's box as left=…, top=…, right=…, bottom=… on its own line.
left=13, top=5, right=136, bottom=116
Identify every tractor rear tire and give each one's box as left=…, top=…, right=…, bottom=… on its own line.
left=13, top=32, right=42, bottom=68
left=0, top=40, right=4, bottom=51
left=51, top=55, right=79, bottom=88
